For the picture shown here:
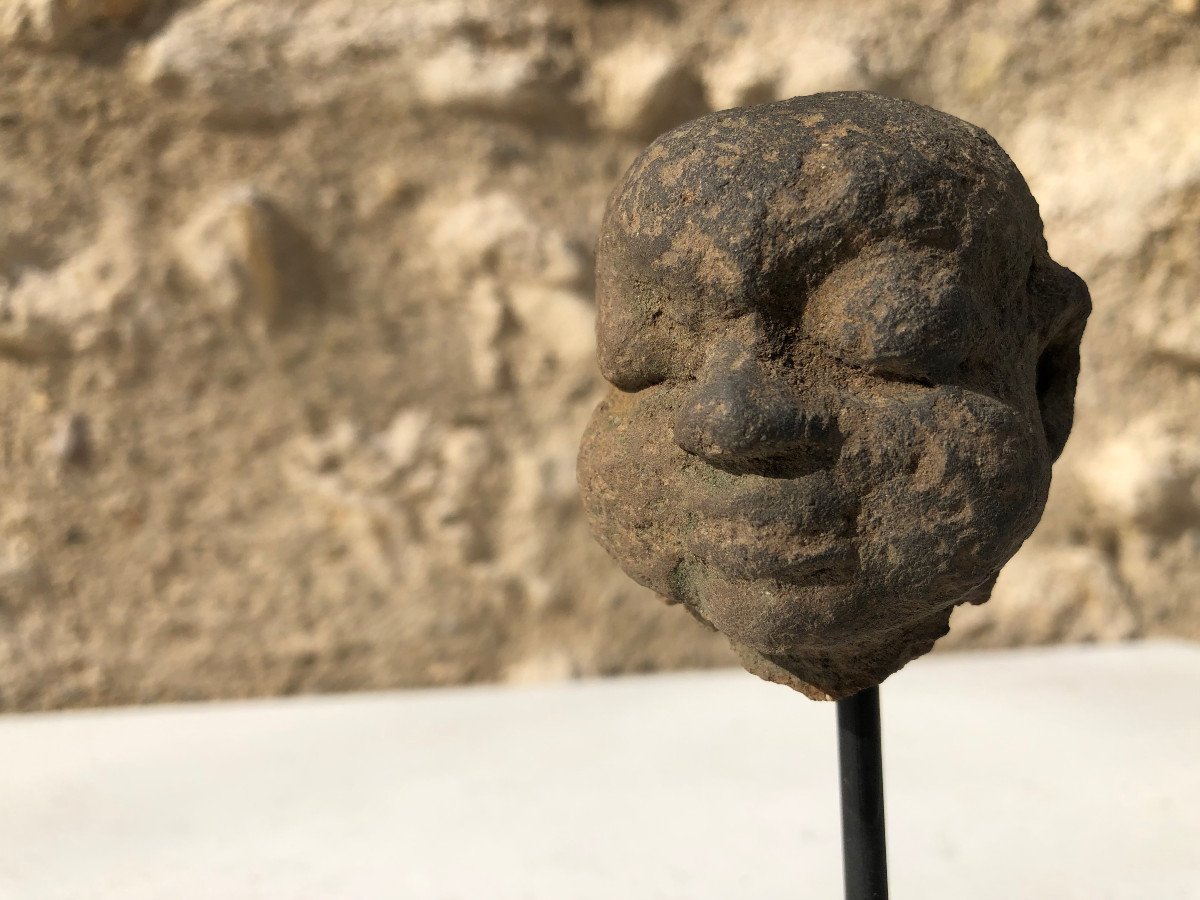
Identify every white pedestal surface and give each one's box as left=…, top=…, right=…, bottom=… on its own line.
left=1, top=641, right=1197, bottom=899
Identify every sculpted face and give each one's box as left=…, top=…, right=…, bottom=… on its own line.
left=577, top=93, right=1090, bottom=699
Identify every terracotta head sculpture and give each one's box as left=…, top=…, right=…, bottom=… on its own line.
left=578, top=92, right=1090, bottom=699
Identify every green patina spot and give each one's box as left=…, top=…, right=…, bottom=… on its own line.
left=668, top=559, right=704, bottom=604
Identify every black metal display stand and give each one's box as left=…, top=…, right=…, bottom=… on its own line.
left=836, top=687, right=889, bottom=900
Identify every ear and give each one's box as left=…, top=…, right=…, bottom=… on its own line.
left=1028, top=257, right=1091, bottom=461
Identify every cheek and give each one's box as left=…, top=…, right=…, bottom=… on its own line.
left=577, top=389, right=689, bottom=591
left=844, top=390, right=1050, bottom=589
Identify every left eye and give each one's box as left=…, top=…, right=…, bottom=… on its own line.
left=859, top=352, right=939, bottom=385
left=802, top=246, right=978, bottom=384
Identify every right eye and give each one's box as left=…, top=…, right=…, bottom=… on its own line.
left=600, top=350, right=669, bottom=392
left=596, top=301, right=678, bottom=392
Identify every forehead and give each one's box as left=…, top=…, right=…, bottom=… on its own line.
left=597, top=93, right=1038, bottom=323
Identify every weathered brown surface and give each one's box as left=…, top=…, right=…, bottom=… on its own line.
left=578, top=92, right=1090, bottom=699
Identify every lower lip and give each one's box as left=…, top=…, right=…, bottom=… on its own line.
left=768, top=545, right=858, bottom=582
left=693, top=524, right=857, bottom=582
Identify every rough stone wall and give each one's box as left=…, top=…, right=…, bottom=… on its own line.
left=0, top=0, right=1196, bottom=710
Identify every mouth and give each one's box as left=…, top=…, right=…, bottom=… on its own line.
left=688, top=517, right=859, bottom=583
left=764, top=541, right=858, bottom=583
left=680, top=466, right=860, bottom=583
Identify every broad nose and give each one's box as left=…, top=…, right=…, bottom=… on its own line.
left=673, top=342, right=840, bottom=477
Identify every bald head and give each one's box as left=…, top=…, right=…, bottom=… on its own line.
left=595, top=92, right=1080, bottom=403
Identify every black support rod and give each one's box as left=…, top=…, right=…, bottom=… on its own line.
left=836, top=687, right=889, bottom=900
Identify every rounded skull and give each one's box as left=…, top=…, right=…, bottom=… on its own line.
left=577, top=92, right=1090, bottom=699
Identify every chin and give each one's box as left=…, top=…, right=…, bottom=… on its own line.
left=671, top=561, right=869, bottom=655
left=672, top=557, right=962, bottom=699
